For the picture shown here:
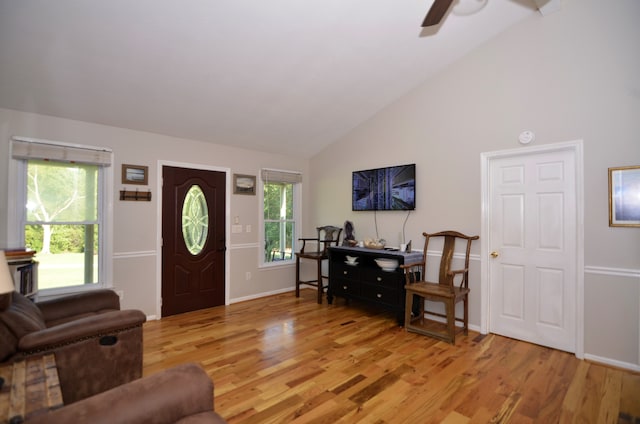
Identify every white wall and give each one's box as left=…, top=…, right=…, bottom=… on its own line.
left=310, top=0, right=640, bottom=369
left=0, top=108, right=310, bottom=316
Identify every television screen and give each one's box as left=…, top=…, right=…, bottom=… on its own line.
left=352, top=164, right=416, bottom=211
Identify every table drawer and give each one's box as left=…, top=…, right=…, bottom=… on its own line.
left=332, top=263, right=361, bottom=280
left=331, top=278, right=360, bottom=297
left=362, top=267, right=402, bottom=286
left=359, top=284, right=399, bottom=307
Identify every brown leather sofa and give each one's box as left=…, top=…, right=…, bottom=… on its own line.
left=0, top=289, right=146, bottom=404
left=28, top=362, right=228, bottom=424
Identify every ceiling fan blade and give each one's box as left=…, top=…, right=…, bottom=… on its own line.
left=422, top=0, right=456, bottom=27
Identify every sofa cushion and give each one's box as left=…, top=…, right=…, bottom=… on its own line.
left=44, top=309, right=120, bottom=328
left=27, top=363, right=224, bottom=424
left=0, top=292, right=46, bottom=339
left=38, top=289, right=120, bottom=326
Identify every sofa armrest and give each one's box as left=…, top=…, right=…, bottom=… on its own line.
left=18, top=309, right=146, bottom=353
left=37, top=289, right=121, bottom=324
left=29, top=363, right=227, bottom=424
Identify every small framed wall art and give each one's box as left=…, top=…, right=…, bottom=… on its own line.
left=608, top=165, right=640, bottom=227
left=233, top=174, right=256, bottom=195
left=122, top=164, right=148, bottom=185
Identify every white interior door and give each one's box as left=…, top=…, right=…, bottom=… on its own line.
left=487, top=146, right=578, bottom=353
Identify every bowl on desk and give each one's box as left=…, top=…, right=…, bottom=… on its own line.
left=364, top=238, right=386, bottom=250
left=345, top=255, right=359, bottom=265
left=374, top=258, right=399, bottom=272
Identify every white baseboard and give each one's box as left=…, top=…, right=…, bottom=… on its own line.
left=583, top=353, right=640, bottom=372
left=229, top=287, right=294, bottom=304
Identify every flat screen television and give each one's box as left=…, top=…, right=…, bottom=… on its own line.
left=352, top=164, right=416, bottom=211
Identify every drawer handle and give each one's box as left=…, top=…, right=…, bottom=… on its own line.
left=376, top=293, right=382, bottom=298
left=343, top=286, right=348, bottom=290
left=343, top=271, right=347, bottom=275
left=377, top=277, right=382, bottom=282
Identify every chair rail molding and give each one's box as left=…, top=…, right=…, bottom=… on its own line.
left=113, top=250, right=157, bottom=259
left=584, top=265, right=640, bottom=279
left=230, top=243, right=260, bottom=250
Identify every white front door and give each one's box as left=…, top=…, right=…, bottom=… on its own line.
left=486, top=144, right=579, bottom=353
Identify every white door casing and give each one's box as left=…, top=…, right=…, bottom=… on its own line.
left=480, top=141, right=584, bottom=357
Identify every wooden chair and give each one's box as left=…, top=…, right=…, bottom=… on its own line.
left=295, top=225, right=342, bottom=304
left=401, top=231, right=479, bottom=344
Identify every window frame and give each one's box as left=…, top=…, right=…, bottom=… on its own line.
left=258, top=169, right=302, bottom=268
left=10, top=138, right=113, bottom=297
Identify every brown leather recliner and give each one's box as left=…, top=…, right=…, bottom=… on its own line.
left=28, top=362, right=228, bottom=424
left=0, top=289, right=146, bottom=404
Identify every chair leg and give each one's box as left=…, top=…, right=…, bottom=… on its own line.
left=463, top=295, right=469, bottom=336
left=295, top=255, right=301, bottom=298
left=404, top=290, right=413, bottom=329
left=447, top=298, right=455, bottom=344
left=316, top=259, right=323, bottom=304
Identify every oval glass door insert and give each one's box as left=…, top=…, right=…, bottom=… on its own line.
left=182, top=185, right=209, bottom=255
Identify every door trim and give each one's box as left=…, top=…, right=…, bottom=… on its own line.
left=480, top=140, right=584, bottom=358
left=155, top=160, right=231, bottom=318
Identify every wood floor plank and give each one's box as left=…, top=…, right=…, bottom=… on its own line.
left=559, top=359, right=594, bottom=423
left=619, top=371, right=640, bottom=421
left=441, top=411, right=470, bottom=424
left=143, top=289, right=640, bottom=423
left=490, top=391, right=522, bottom=423
left=575, top=363, right=607, bottom=422
left=596, top=367, right=622, bottom=424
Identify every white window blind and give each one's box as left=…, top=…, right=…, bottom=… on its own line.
left=260, top=168, right=302, bottom=184
left=11, top=136, right=113, bottom=166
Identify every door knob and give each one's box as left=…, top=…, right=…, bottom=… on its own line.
left=490, top=251, right=499, bottom=258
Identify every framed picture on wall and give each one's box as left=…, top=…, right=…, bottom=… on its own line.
left=233, top=174, right=256, bottom=195
left=609, top=165, right=640, bottom=227
left=122, top=164, right=148, bottom=185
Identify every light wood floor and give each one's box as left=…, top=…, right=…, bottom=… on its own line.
left=143, top=289, right=640, bottom=424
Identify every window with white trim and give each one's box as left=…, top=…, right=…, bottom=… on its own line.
left=11, top=137, right=113, bottom=293
left=260, top=169, right=301, bottom=266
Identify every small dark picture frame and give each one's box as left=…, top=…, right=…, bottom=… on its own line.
left=609, top=165, right=640, bottom=227
left=233, top=174, right=256, bottom=195
left=122, top=164, right=148, bottom=185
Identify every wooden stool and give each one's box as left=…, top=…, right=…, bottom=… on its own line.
left=295, top=226, right=342, bottom=304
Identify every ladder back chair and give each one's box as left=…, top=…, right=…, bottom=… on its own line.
left=401, top=230, right=479, bottom=344
left=295, top=225, right=342, bottom=304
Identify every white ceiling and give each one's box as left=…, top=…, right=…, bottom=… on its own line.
left=0, top=1, right=549, bottom=158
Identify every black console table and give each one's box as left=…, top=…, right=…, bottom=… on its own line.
left=327, top=246, right=423, bottom=324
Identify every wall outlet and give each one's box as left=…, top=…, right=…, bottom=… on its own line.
left=245, top=272, right=251, bottom=280
left=232, top=224, right=243, bottom=233
left=246, top=224, right=252, bottom=233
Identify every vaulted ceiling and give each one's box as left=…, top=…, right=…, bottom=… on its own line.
left=0, top=1, right=557, bottom=158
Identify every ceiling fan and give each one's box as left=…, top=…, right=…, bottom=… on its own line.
left=422, top=0, right=454, bottom=27
left=422, top=0, right=488, bottom=27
